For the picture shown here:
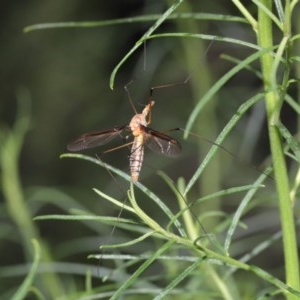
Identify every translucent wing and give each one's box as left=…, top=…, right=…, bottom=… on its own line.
left=68, top=125, right=127, bottom=151
left=143, top=126, right=181, bottom=157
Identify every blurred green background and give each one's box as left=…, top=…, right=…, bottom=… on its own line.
left=1, top=1, right=296, bottom=298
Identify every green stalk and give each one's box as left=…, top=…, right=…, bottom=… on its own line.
left=129, top=182, right=300, bottom=297
left=257, top=1, right=300, bottom=298
left=0, top=94, right=65, bottom=298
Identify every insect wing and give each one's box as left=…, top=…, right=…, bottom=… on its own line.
left=68, top=126, right=127, bottom=151
left=143, top=126, right=181, bottom=157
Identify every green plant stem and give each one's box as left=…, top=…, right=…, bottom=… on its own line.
left=0, top=96, right=65, bottom=298
left=1, top=132, right=38, bottom=254
left=176, top=177, right=199, bottom=241
left=128, top=183, right=300, bottom=297
left=257, top=0, right=300, bottom=298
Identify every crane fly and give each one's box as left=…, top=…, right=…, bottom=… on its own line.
left=67, top=100, right=181, bottom=181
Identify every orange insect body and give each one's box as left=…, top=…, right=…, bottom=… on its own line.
left=68, top=100, right=181, bottom=182
left=128, top=101, right=154, bottom=181
left=129, top=135, right=145, bottom=182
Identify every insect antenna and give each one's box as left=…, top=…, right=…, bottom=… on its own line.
left=124, top=80, right=138, bottom=114
left=122, top=41, right=151, bottom=114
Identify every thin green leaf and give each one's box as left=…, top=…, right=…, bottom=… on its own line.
left=157, top=171, right=191, bottom=238
left=231, top=0, right=257, bottom=29
left=273, top=0, right=285, bottom=23
left=24, top=13, right=248, bottom=32
left=169, top=184, right=264, bottom=230
left=93, top=188, right=135, bottom=214
left=220, top=54, right=263, bottom=79
left=60, top=152, right=132, bottom=181
left=133, top=181, right=187, bottom=238
left=290, top=165, right=300, bottom=204
left=270, top=36, right=289, bottom=95
left=154, top=259, right=204, bottom=300
left=252, top=0, right=283, bottom=30
left=109, top=239, right=175, bottom=300
left=224, top=167, right=272, bottom=253
left=227, top=230, right=282, bottom=276
left=11, top=239, right=41, bottom=300
left=61, top=153, right=187, bottom=237
left=109, top=0, right=185, bottom=89
left=276, top=121, right=300, bottom=162
left=285, top=94, right=300, bottom=115
left=128, top=184, right=165, bottom=234
left=291, top=0, right=299, bottom=11
left=34, top=214, right=137, bottom=225
left=249, top=266, right=300, bottom=297
left=35, top=212, right=147, bottom=235
left=91, top=253, right=199, bottom=262
left=101, top=230, right=157, bottom=250
left=184, top=48, right=273, bottom=139
left=148, top=32, right=262, bottom=51
left=184, top=93, right=264, bottom=195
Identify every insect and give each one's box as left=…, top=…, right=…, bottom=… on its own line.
left=67, top=100, right=181, bottom=181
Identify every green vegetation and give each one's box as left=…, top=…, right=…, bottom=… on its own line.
left=1, top=1, right=300, bottom=299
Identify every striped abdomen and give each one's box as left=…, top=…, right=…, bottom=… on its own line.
left=130, top=135, right=144, bottom=182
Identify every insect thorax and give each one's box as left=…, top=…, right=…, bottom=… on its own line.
left=129, top=114, right=147, bottom=137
